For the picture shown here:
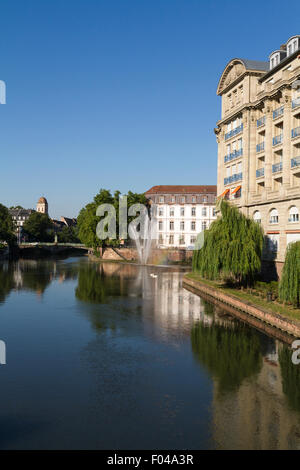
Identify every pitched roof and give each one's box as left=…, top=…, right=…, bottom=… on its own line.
left=145, top=185, right=217, bottom=195
left=239, top=59, right=269, bottom=72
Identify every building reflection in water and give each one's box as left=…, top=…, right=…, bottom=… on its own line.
left=3, top=258, right=300, bottom=449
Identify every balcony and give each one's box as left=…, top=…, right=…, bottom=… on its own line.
left=256, top=168, right=264, bottom=178
left=292, top=126, right=300, bottom=139
left=272, top=134, right=283, bottom=146
left=256, top=142, right=265, bottom=153
left=257, top=116, right=266, bottom=128
left=291, top=156, right=300, bottom=168
left=273, top=106, right=284, bottom=120
left=224, top=148, right=243, bottom=163
left=272, top=162, right=283, bottom=173
left=224, top=124, right=243, bottom=141
left=224, top=172, right=243, bottom=186
left=292, top=98, right=300, bottom=109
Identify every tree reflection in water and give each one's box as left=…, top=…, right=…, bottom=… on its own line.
left=279, top=346, right=300, bottom=412
left=191, top=319, right=263, bottom=394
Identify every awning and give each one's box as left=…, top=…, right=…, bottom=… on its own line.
left=218, top=188, right=230, bottom=198
left=231, top=185, right=241, bottom=195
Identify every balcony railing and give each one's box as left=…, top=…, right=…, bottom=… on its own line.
left=224, top=172, right=243, bottom=186
left=224, top=148, right=243, bottom=163
left=291, top=156, right=300, bottom=168
left=292, top=98, right=300, bottom=109
left=256, top=141, right=265, bottom=153
left=256, top=168, right=264, bottom=178
left=273, top=106, right=284, bottom=120
left=292, top=126, right=300, bottom=139
left=224, top=124, right=243, bottom=141
left=272, top=134, right=283, bottom=146
left=272, top=162, right=283, bottom=173
left=257, top=116, right=266, bottom=128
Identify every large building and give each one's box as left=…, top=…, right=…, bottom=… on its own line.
left=215, top=35, right=300, bottom=267
left=9, top=208, right=35, bottom=242
left=9, top=196, right=49, bottom=242
left=145, top=185, right=217, bottom=249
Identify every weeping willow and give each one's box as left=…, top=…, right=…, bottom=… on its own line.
left=191, top=321, right=262, bottom=394
left=279, top=345, right=300, bottom=412
left=192, top=199, right=264, bottom=286
left=279, top=241, right=300, bottom=307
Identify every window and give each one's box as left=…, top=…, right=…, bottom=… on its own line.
left=202, top=221, right=207, bottom=231
left=192, top=196, right=196, bottom=203
left=159, top=196, right=164, bottom=203
left=202, top=207, right=207, bottom=217
left=180, top=197, right=185, bottom=204
left=158, top=234, right=163, bottom=244
left=191, top=207, right=196, bottom=216
left=180, top=221, right=185, bottom=230
left=190, top=236, right=196, bottom=244
left=171, top=196, right=175, bottom=203
left=288, top=206, right=299, bottom=223
left=213, top=208, right=216, bottom=217
left=169, top=235, right=174, bottom=245
left=180, top=207, right=185, bottom=217
left=253, top=211, right=261, bottom=224
left=159, top=208, right=163, bottom=216
left=169, top=221, right=174, bottom=231
left=191, top=221, right=196, bottom=231
left=269, top=208, right=279, bottom=224
left=203, top=196, right=207, bottom=203
left=158, top=221, right=163, bottom=231
left=179, top=235, right=185, bottom=245
left=170, top=207, right=174, bottom=217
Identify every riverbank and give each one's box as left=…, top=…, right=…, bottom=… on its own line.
left=183, top=273, right=300, bottom=338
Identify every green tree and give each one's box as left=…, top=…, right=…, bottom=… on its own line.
left=0, top=203, right=16, bottom=245
left=77, top=188, right=148, bottom=249
left=192, top=199, right=264, bottom=286
left=191, top=320, right=262, bottom=394
left=279, top=241, right=300, bottom=307
left=57, top=226, right=80, bottom=243
left=23, top=212, right=54, bottom=242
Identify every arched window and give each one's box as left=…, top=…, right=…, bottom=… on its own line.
left=288, top=206, right=299, bottom=223
left=253, top=211, right=261, bottom=224
left=269, top=209, right=279, bottom=224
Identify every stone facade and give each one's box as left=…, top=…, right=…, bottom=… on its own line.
left=215, top=36, right=300, bottom=265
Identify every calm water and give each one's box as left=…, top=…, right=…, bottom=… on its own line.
left=0, top=256, right=300, bottom=450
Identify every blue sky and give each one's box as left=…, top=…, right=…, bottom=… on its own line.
left=1, top=0, right=299, bottom=218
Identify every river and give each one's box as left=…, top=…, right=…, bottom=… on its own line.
left=0, top=256, right=299, bottom=450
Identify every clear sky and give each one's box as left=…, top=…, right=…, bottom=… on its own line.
left=1, top=0, right=299, bottom=218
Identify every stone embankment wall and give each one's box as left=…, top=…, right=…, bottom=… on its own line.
left=183, top=275, right=300, bottom=338
left=94, top=247, right=193, bottom=264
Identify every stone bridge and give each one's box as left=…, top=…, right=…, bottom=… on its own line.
left=18, top=242, right=90, bottom=254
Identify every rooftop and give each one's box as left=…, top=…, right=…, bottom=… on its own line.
left=145, top=185, right=217, bottom=195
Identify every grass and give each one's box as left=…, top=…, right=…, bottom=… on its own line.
left=185, top=272, right=300, bottom=322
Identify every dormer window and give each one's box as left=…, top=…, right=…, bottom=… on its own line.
left=270, top=52, right=280, bottom=69
left=286, top=36, right=300, bottom=57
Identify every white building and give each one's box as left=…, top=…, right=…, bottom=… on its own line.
left=145, top=185, right=217, bottom=249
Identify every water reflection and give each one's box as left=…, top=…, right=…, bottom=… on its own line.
left=1, top=257, right=300, bottom=449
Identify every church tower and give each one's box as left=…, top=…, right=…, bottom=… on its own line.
left=36, top=196, right=48, bottom=215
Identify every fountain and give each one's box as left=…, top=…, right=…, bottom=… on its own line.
left=128, top=207, right=156, bottom=265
